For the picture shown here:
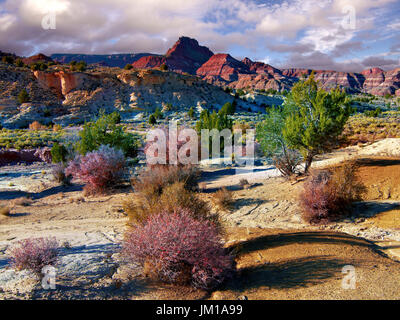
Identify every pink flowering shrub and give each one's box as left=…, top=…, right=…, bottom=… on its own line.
left=8, top=237, right=59, bottom=275
left=66, top=145, right=125, bottom=194
left=123, top=209, right=235, bottom=290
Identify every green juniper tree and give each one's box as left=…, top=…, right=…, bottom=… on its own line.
left=257, top=73, right=352, bottom=174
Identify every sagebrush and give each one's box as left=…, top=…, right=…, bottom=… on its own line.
left=123, top=209, right=234, bottom=289
left=8, top=237, right=59, bottom=275
left=66, top=145, right=125, bottom=194
left=123, top=181, right=218, bottom=227
left=300, top=162, right=365, bottom=224
left=132, top=165, right=200, bottom=198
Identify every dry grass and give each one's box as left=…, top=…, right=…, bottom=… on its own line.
left=0, top=206, right=11, bottom=217
left=342, top=112, right=400, bottom=145
left=212, top=187, right=234, bottom=211
left=123, top=182, right=218, bottom=227
left=12, top=197, right=33, bottom=207
left=300, top=161, right=366, bottom=224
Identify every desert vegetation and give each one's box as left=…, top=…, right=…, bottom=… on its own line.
left=300, top=162, right=366, bottom=224
left=256, top=74, right=351, bottom=176
left=8, top=237, right=59, bottom=276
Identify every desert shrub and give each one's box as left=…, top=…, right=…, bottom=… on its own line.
left=300, top=162, right=365, bottom=224
left=52, top=124, right=62, bottom=132
left=51, top=142, right=68, bottom=163
left=15, top=59, right=24, bottom=68
left=34, top=147, right=52, bottom=163
left=76, top=111, right=139, bottom=157
left=8, top=237, right=59, bottom=275
left=17, top=89, right=30, bottom=104
left=148, top=114, right=156, bottom=125
left=66, top=145, right=125, bottom=195
left=273, top=149, right=302, bottom=178
left=2, top=55, right=14, bottom=64
left=132, top=165, right=200, bottom=197
left=159, top=63, right=168, bottom=71
left=153, top=107, right=163, bottom=119
left=124, top=64, right=133, bottom=70
left=220, top=101, right=236, bottom=115
left=51, top=163, right=72, bottom=185
left=123, top=209, right=234, bottom=289
left=364, top=107, right=382, bottom=118
left=0, top=206, right=10, bottom=216
left=212, top=187, right=234, bottom=211
left=29, top=121, right=46, bottom=130
left=12, top=197, right=33, bottom=207
left=70, top=61, right=86, bottom=72
left=0, top=128, right=64, bottom=150
left=124, top=182, right=215, bottom=226
left=30, top=62, right=48, bottom=71
left=238, top=179, right=251, bottom=189
left=188, top=107, right=195, bottom=119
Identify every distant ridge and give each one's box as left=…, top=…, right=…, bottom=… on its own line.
left=50, top=53, right=157, bottom=68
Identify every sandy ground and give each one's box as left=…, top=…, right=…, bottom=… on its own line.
left=1, top=138, right=400, bottom=299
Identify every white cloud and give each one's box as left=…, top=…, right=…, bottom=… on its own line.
left=0, top=0, right=397, bottom=74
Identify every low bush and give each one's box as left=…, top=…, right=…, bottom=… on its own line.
left=0, top=128, right=64, bottom=150
left=273, top=150, right=302, bottom=178
left=124, top=182, right=216, bottom=227
left=212, top=187, right=234, bottom=211
left=12, top=197, right=33, bottom=207
left=66, top=145, right=125, bottom=195
left=76, top=111, right=139, bottom=157
left=29, top=121, right=46, bottom=131
left=8, top=237, right=59, bottom=275
left=123, top=209, right=234, bottom=289
left=17, top=89, right=30, bottom=104
left=0, top=206, right=10, bottom=216
left=51, top=142, right=68, bottom=163
left=132, top=165, right=200, bottom=198
left=51, top=163, right=72, bottom=185
left=300, top=162, right=365, bottom=224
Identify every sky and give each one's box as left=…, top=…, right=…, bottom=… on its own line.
left=0, top=0, right=399, bottom=72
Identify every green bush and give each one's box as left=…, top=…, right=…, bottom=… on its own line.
left=17, top=89, right=30, bottom=104
left=15, top=59, right=25, bottom=68
left=76, top=111, right=140, bottom=157
left=149, top=114, right=156, bottom=125
left=188, top=107, right=195, bottom=119
left=160, top=63, right=168, bottom=71
left=257, top=73, right=351, bottom=173
left=30, top=62, right=48, bottom=71
left=70, top=61, right=86, bottom=72
left=124, top=64, right=133, bottom=70
left=1, top=56, right=14, bottom=64
left=51, top=142, right=68, bottom=163
left=220, top=101, right=236, bottom=115
left=153, top=107, right=163, bottom=119
left=364, top=107, right=382, bottom=118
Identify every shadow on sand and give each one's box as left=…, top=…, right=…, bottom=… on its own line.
left=0, top=184, right=84, bottom=201
left=223, top=231, right=375, bottom=290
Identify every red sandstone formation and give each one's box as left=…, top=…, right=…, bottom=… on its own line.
left=22, top=53, right=53, bottom=65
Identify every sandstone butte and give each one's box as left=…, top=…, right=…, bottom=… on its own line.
left=4, top=36, right=400, bottom=98
left=130, top=37, right=400, bottom=96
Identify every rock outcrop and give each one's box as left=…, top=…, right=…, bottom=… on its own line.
left=196, top=54, right=251, bottom=83
left=132, top=36, right=213, bottom=74
left=51, top=53, right=154, bottom=68
left=50, top=36, right=399, bottom=96
left=22, top=53, right=53, bottom=65
left=0, top=64, right=238, bottom=128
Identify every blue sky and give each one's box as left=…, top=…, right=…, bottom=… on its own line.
left=0, top=0, right=399, bottom=72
